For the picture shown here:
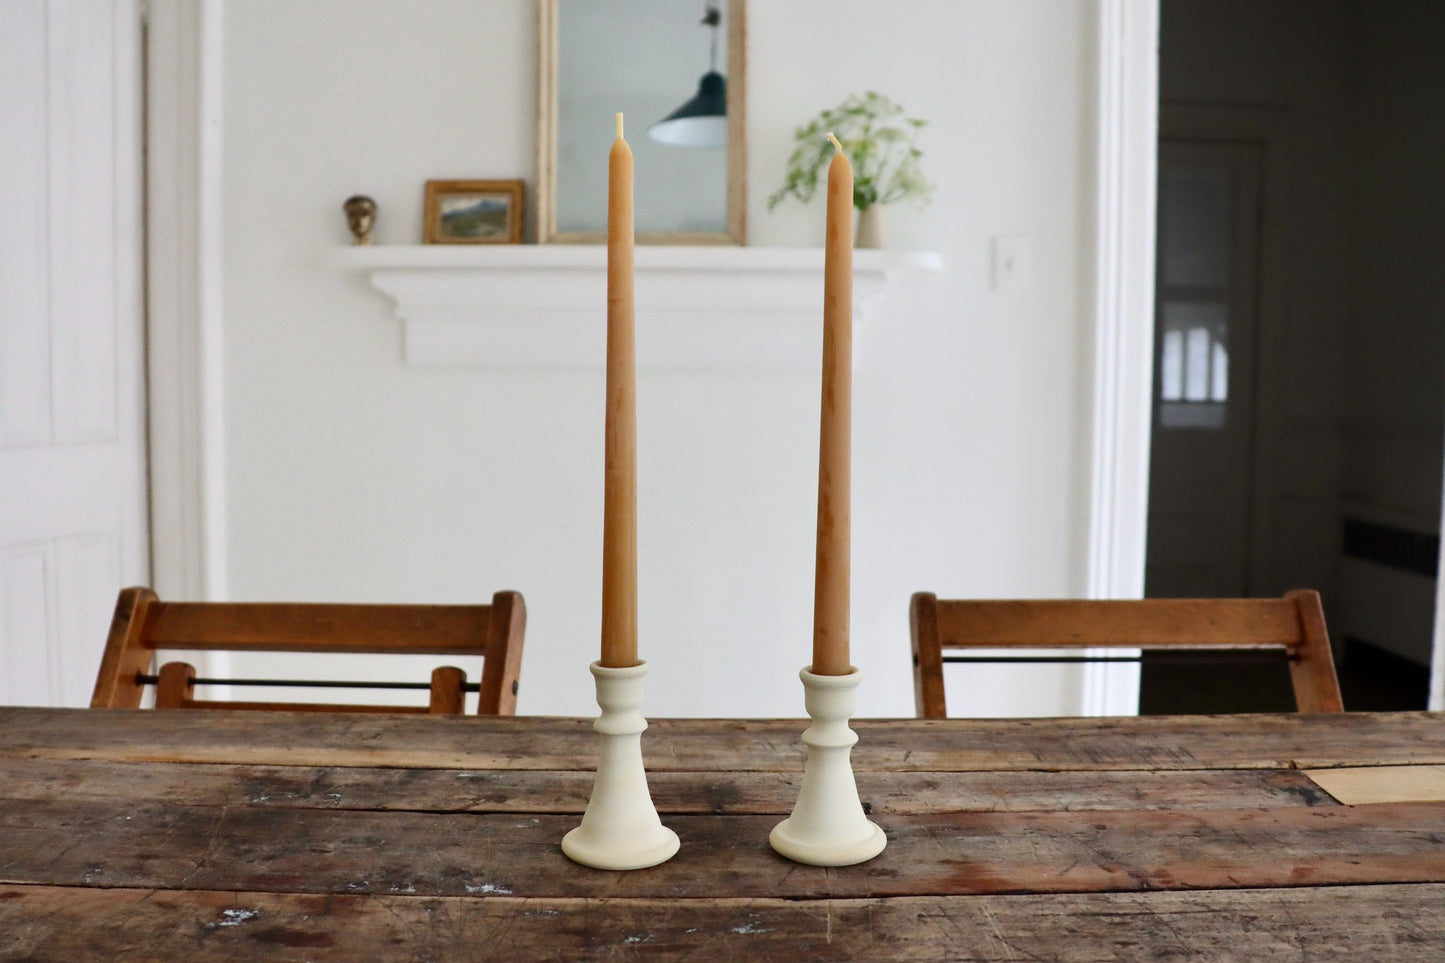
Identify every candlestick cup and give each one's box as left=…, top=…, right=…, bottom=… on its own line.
left=563, top=660, right=679, bottom=870
left=770, top=666, right=886, bottom=866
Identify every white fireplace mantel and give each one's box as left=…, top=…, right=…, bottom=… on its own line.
left=328, top=245, right=943, bottom=371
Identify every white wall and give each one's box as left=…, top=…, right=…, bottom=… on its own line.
left=220, top=0, right=1098, bottom=717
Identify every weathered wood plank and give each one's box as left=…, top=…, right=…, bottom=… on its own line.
left=0, top=757, right=1336, bottom=814
left=3, top=884, right=1444, bottom=962
left=5, top=707, right=1445, bottom=771
left=4, top=799, right=1443, bottom=899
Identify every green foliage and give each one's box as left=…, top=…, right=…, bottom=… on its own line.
left=767, top=91, right=934, bottom=212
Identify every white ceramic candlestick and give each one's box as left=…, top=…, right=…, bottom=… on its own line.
left=563, top=660, right=679, bottom=870
left=770, top=666, right=886, bottom=866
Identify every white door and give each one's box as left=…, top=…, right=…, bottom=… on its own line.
left=1145, top=140, right=1262, bottom=598
left=0, top=0, right=148, bottom=706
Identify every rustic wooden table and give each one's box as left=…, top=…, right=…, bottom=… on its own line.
left=3, top=707, right=1445, bottom=960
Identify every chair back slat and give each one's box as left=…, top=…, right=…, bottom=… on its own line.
left=911, top=590, right=1343, bottom=718
left=90, top=588, right=526, bottom=716
left=932, top=598, right=1306, bottom=648
left=144, top=603, right=493, bottom=654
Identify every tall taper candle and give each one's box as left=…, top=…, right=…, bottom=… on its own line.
left=813, top=135, right=853, bottom=677
left=600, top=113, right=638, bottom=669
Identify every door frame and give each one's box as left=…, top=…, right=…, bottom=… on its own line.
left=1434, top=430, right=1445, bottom=710
left=145, top=0, right=229, bottom=602
left=1081, top=0, right=1160, bottom=715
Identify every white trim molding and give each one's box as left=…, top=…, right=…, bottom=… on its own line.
left=1432, top=412, right=1445, bottom=712
left=1081, top=0, right=1160, bottom=716
left=145, top=0, right=228, bottom=601
left=329, top=245, right=943, bottom=371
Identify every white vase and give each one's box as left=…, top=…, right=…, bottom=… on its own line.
left=855, top=205, right=883, bottom=249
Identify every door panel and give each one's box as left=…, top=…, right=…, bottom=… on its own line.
left=0, top=0, right=148, bottom=707
left=0, top=1, right=51, bottom=448
left=0, top=545, right=54, bottom=704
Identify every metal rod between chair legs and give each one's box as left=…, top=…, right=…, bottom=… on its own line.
left=134, top=673, right=481, bottom=692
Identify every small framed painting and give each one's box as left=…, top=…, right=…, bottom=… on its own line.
left=423, top=179, right=525, bottom=244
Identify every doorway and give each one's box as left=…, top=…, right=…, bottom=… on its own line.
left=1144, top=0, right=1444, bottom=712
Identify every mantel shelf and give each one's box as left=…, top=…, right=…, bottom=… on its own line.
left=328, top=244, right=943, bottom=371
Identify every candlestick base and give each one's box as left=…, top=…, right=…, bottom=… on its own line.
left=770, top=666, right=887, bottom=866
left=562, top=660, right=679, bottom=871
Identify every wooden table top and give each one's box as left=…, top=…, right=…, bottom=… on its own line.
left=4, top=707, right=1445, bottom=960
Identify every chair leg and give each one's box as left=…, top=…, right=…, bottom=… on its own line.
left=911, top=592, right=947, bottom=719
left=155, top=662, right=197, bottom=709
left=1285, top=589, right=1345, bottom=713
left=478, top=590, right=526, bottom=715
left=90, top=587, right=158, bottom=708
left=429, top=666, right=466, bottom=714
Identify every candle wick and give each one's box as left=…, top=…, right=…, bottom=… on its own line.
left=827, top=132, right=843, bottom=154
left=617, top=112, right=625, bottom=140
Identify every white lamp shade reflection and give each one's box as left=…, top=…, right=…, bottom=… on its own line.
left=648, top=71, right=727, bottom=149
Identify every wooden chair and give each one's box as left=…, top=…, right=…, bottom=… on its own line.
left=910, top=589, right=1344, bottom=718
left=90, top=587, right=526, bottom=714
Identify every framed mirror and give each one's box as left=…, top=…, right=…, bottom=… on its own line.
left=537, top=0, right=746, bottom=244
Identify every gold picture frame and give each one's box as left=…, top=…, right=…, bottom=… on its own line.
left=423, top=179, right=525, bottom=244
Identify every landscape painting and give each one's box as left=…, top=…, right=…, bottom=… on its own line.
left=424, top=180, right=525, bottom=244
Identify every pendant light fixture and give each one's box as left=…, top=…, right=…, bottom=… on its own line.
left=648, top=3, right=727, bottom=149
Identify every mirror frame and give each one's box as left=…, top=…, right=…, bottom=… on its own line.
left=536, top=0, right=747, bottom=245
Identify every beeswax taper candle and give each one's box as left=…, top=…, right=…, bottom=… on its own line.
left=812, top=134, right=853, bottom=677
left=601, top=113, right=638, bottom=669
